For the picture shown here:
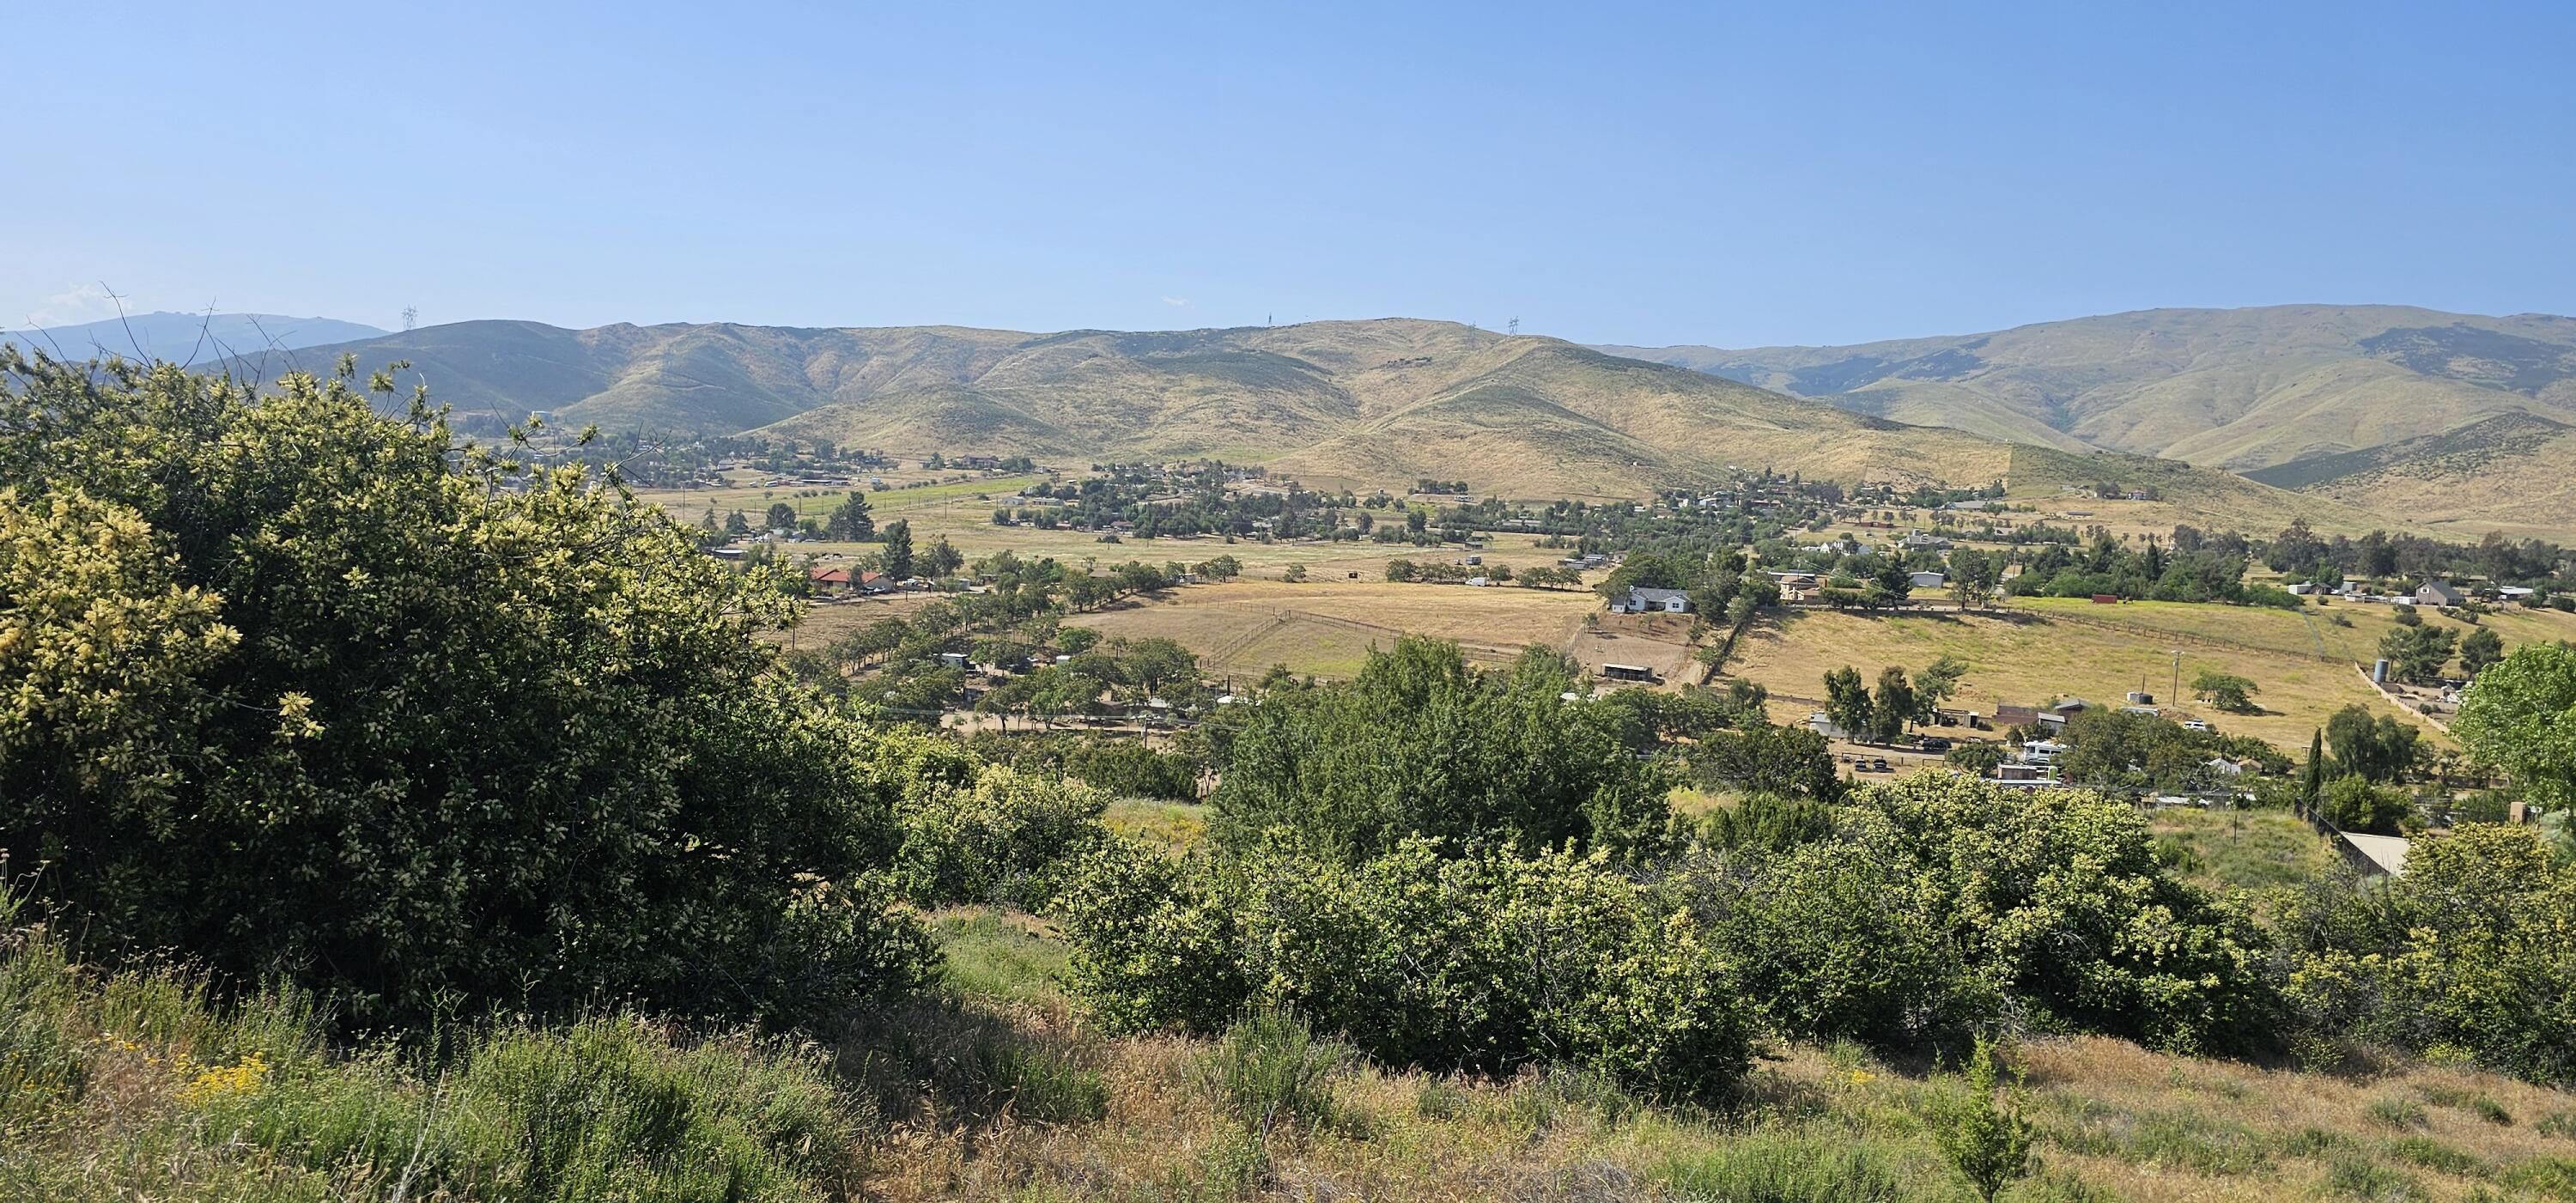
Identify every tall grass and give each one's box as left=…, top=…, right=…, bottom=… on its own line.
left=0, top=906, right=861, bottom=1201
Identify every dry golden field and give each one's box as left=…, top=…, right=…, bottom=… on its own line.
left=1072, top=578, right=1605, bottom=680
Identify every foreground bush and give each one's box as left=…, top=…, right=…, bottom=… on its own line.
left=1054, top=833, right=1756, bottom=1098
left=2276, top=823, right=2576, bottom=1083
left=0, top=351, right=931, bottom=1025
left=0, top=912, right=860, bottom=1201
left=1207, top=639, right=1678, bottom=864
left=1687, top=774, right=2275, bottom=1054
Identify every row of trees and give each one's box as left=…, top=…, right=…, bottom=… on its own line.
left=1820, top=657, right=1968, bottom=744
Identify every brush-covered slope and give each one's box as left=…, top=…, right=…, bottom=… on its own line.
left=2242, top=412, right=2576, bottom=538
left=1605, top=305, right=2576, bottom=471
left=2005, top=445, right=2397, bottom=537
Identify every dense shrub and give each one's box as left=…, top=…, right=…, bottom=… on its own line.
left=2275, top=823, right=2576, bottom=1083
left=1689, top=774, right=2275, bottom=1054
left=1208, top=638, right=1677, bottom=863
left=0, top=352, right=931, bottom=1025
left=888, top=760, right=1110, bottom=908
left=1054, top=834, right=1756, bottom=1098
left=964, top=731, right=1201, bottom=800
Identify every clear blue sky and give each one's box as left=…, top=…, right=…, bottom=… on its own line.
left=8, top=1, right=2572, bottom=347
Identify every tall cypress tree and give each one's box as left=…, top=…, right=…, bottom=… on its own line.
left=2303, top=728, right=2325, bottom=815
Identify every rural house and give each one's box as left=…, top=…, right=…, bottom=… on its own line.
left=2415, top=580, right=2466, bottom=607
left=1619, top=586, right=1692, bottom=614
left=1910, top=570, right=1947, bottom=590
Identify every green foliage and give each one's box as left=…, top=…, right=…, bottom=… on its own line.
left=888, top=756, right=1110, bottom=909
left=2329, top=704, right=2422, bottom=784
left=1054, top=835, right=1757, bottom=1098
left=1702, top=793, right=1836, bottom=854
left=880, top=516, right=914, bottom=578
left=0, top=914, right=860, bottom=1201
left=0, top=353, right=931, bottom=1027
left=1823, top=665, right=1874, bottom=741
left=2459, top=627, right=2506, bottom=677
left=2379, top=623, right=2458, bottom=685
left=2321, top=775, right=2413, bottom=835
left=1692, top=723, right=1845, bottom=802
left=1947, top=741, right=2007, bottom=775
left=1693, top=775, right=2276, bottom=1054
left=2275, top=823, right=2576, bottom=1083
left=1208, top=635, right=1676, bottom=864
left=2455, top=642, right=2576, bottom=826
left=1870, top=665, right=1916, bottom=743
left=1927, top=1036, right=2038, bottom=1202
left=1205, top=1006, right=1345, bottom=1137
left=2194, top=671, right=2263, bottom=714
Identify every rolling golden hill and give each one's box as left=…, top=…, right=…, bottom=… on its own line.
left=1605, top=305, right=2576, bottom=470
left=254, top=316, right=2435, bottom=530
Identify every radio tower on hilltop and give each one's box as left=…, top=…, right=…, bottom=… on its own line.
left=1508, top=316, right=1520, bottom=336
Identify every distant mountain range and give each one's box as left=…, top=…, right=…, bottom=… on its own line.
left=1602, top=305, right=2576, bottom=537
left=172, top=305, right=2575, bottom=538
left=3, top=311, right=386, bottom=363
left=224, top=318, right=2036, bottom=501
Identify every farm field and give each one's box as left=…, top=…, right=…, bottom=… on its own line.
left=1070, top=578, right=1602, bottom=681
left=1726, top=605, right=2425, bottom=748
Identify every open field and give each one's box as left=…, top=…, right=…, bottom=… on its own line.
left=892, top=904, right=2576, bottom=1203
left=1728, top=605, right=2425, bottom=748
left=2148, top=806, right=2348, bottom=902
left=1072, top=578, right=1602, bottom=680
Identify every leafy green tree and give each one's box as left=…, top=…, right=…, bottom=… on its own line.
left=1823, top=665, right=1873, bottom=741
left=0, top=351, right=932, bottom=1025
left=880, top=518, right=915, bottom=579
left=2456, top=642, right=2576, bottom=848
left=2327, top=704, right=2420, bottom=783
left=2193, top=671, right=2262, bottom=714
left=2458, top=627, right=2506, bottom=678
left=1208, top=636, right=1674, bottom=864
left=1690, top=774, right=2272, bottom=1054
left=1691, top=723, right=1844, bottom=802
left=1197, top=554, right=1242, bottom=581
left=765, top=501, right=798, bottom=532
left=1054, top=835, right=1756, bottom=1099
left=725, top=508, right=751, bottom=536
left=921, top=534, right=965, bottom=579
left=1913, top=655, right=1969, bottom=723
left=1946, top=741, right=2006, bottom=775
left=2379, top=623, right=2458, bottom=684
left=1870, top=665, right=1916, bottom=744
left=824, top=491, right=874, bottom=540
left=2320, top=775, right=2411, bottom=834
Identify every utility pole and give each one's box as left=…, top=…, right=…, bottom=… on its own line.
left=1508, top=316, right=1520, bottom=336
left=2171, top=649, right=2181, bottom=708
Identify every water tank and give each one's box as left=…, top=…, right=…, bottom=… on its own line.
left=2372, top=659, right=2390, bottom=684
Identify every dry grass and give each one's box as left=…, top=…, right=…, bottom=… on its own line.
left=1071, top=579, right=1601, bottom=680
left=864, top=914, right=2576, bottom=1203
left=1726, top=604, right=2439, bottom=749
